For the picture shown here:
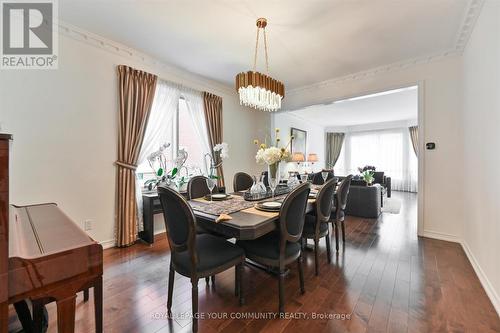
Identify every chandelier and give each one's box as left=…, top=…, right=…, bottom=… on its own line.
left=236, top=18, right=285, bottom=112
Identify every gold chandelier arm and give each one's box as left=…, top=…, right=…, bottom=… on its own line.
left=263, top=28, right=269, bottom=74
left=253, top=26, right=260, bottom=71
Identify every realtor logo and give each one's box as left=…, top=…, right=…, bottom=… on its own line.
left=1, top=0, right=58, bottom=69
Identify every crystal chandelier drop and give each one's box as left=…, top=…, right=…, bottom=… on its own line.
left=235, top=18, right=285, bottom=112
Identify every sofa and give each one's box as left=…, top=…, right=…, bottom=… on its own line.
left=345, top=184, right=382, bottom=218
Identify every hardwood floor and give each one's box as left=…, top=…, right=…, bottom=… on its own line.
left=8, top=191, right=500, bottom=332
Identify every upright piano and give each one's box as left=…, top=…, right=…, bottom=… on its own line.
left=1, top=134, right=103, bottom=333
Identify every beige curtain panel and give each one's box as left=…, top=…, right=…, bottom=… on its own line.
left=203, top=92, right=225, bottom=187
left=326, top=132, right=345, bottom=169
left=409, top=126, right=419, bottom=158
left=115, top=65, right=158, bottom=247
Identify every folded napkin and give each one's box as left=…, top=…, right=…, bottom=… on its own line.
left=216, top=214, right=232, bottom=223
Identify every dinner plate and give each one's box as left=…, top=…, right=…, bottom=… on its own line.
left=205, top=193, right=231, bottom=201
left=262, top=201, right=282, bottom=209
left=254, top=201, right=282, bottom=212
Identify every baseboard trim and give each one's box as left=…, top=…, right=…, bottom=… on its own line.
left=99, top=239, right=116, bottom=249
left=99, top=229, right=166, bottom=250
left=461, top=241, right=500, bottom=316
left=421, top=230, right=460, bottom=243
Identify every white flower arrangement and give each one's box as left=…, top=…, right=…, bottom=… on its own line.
left=213, top=142, right=229, bottom=159
left=254, top=128, right=293, bottom=166
left=144, top=143, right=188, bottom=190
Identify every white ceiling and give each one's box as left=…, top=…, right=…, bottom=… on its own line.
left=59, top=0, right=472, bottom=90
left=286, top=86, right=418, bottom=127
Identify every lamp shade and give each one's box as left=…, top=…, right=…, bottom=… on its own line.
left=292, top=152, right=305, bottom=162
left=307, top=153, right=318, bottom=163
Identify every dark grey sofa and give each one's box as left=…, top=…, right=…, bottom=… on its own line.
left=345, top=184, right=381, bottom=218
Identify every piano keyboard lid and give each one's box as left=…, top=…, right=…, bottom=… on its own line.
left=9, top=203, right=96, bottom=259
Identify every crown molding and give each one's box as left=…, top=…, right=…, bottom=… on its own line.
left=286, top=50, right=461, bottom=96
left=454, top=0, right=485, bottom=53
left=287, top=0, right=484, bottom=97
left=57, top=21, right=235, bottom=96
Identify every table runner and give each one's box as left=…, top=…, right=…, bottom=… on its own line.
left=189, top=194, right=290, bottom=216
left=190, top=195, right=257, bottom=216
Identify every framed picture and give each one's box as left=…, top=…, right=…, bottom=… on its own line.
left=291, top=128, right=307, bottom=155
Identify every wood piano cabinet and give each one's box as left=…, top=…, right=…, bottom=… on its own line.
left=1, top=134, right=103, bottom=333
left=9, top=203, right=103, bottom=333
left=0, top=134, right=12, bottom=333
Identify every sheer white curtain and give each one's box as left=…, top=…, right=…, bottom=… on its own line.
left=135, top=80, right=181, bottom=230
left=181, top=88, right=212, bottom=173
left=336, top=128, right=418, bottom=192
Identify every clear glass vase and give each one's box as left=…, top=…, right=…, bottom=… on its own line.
left=268, top=162, right=280, bottom=198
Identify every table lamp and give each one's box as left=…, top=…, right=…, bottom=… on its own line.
left=307, top=153, right=319, bottom=172
left=292, top=152, right=305, bottom=165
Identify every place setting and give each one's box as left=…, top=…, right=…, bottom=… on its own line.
left=254, top=200, right=282, bottom=212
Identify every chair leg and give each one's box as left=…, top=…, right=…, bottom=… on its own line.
left=237, top=263, right=244, bottom=305
left=32, top=299, right=44, bottom=333
left=314, top=239, right=320, bottom=276
left=326, top=230, right=332, bottom=264
left=298, top=254, right=305, bottom=294
left=205, top=277, right=210, bottom=284
left=341, top=221, right=345, bottom=243
left=334, top=221, right=340, bottom=252
left=94, top=276, right=103, bottom=333
left=167, top=262, right=175, bottom=315
left=191, top=278, right=199, bottom=333
left=83, top=288, right=89, bottom=302
left=278, top=270, right=285, bottom=314
left=235, top=266, right=239, bottom=297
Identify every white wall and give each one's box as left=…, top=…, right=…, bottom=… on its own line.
left=284, top=56, right=464, bottom=241
left=460, top=0, right=500, bottom=314
left=272, top=112, right=325, bottom=175
left=0, top=31, right=270, bottom=245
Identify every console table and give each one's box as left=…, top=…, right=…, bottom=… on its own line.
left=139, top=191, right=187, bottom=244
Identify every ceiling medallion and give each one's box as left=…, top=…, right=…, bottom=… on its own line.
left=236, top=18, right=285, bottom=112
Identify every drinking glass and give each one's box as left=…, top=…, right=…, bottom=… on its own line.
left=300, top=174, right=308, bottom=183
left=269, top=177, right=278, bottom=199
left=321, top=171, right=328, bottom=184
left=206, top=177, right=216, bottom=202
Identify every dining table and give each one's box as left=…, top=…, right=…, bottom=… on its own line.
left=188, top=184, right=324, bottom=241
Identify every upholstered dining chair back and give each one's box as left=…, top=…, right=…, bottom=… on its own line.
left=279, top=182, right=311, bottom=244
left=157, top=185, right=196, bottom=258
left=312, top=170, right=335, bottom=185
left=187, top=175, right=217, bottom=200
left=315, top=178, right=338, bottom=223
left=233, top=172, right=254, bottom=192
left=337, top=174, right=353, bottom=211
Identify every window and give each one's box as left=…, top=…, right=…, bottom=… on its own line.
left=136, top=97, right=207, bottom=179
left=335, top=128, right=417, bottom=192
left=178, top=98, right=206, bottom=172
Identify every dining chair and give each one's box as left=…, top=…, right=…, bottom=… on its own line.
left=311, top=170, right=335, bottom=185
left=331, top=175, right=353, bottom=251
left=302, top=178, right=338, bottom=275
left=186, top=175, right=227, bottom=284
left=236, top=182, right=311, bottom=314
left=233, top=172, right=254, bottom=192
left=187, top=175, right=218, bottom=200
left=157, top=185, right=245, bottom=333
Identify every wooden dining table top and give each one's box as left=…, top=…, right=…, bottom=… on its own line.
left=187, top=186, right=322, bottom=240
